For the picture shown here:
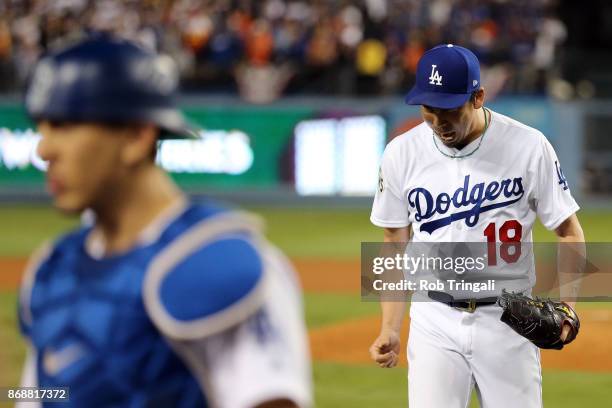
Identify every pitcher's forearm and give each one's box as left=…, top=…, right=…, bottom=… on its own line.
left=555, top=214, right=585, bottom=308
left=557, top=238, right=585, bottom=309
left=379, top=226, right=411, bottom=332
left=381, top=299, right=407, bottom=332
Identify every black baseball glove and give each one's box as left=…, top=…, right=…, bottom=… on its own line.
left=497, top=290, right=580, bottom=350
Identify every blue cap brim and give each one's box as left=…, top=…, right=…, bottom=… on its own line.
left=159, top=121, right=201, bottom=140
left=404, top=87, right=471, bottom=109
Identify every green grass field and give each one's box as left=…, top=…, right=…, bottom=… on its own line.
left=0, top=205, right=611, bottom=407
left=2, top=205, right=611, bottom=258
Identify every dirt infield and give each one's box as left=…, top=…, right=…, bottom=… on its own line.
left=0, top=258, right=27, bottom=290
left=292, top=259, right=361, bottom=292
left=0, top=258, right=361, bottom=292
left=309, top=310, right=612, bottom=372
left=2, top=257, right=612, bottom=372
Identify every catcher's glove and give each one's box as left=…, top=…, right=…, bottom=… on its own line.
left=497, top=290, right=580, bottom=350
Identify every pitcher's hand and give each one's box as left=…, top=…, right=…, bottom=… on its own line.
left=369, top=328, right=400, bottom=368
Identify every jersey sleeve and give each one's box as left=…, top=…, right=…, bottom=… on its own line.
left=145, top=219, right=312, bottom=408
left=370, top=142, right=411, bottom=228
left=533, top=135, right=580, bottom=230
left=186, top=306, right=312, bottom=408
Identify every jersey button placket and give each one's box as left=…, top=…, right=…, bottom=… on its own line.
left=451, top=159, right=464, bottom=240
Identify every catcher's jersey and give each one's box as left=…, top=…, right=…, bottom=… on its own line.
left=18, top=201, right=311, bottom=408
left=371, top=110, right=579, bottom=293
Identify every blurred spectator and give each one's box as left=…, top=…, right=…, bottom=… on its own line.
left=533, top=7, right=567, bottom=93
left=245, top=19, right=274, bottom=66
left=402, top=34, right=425, bottom=81
left=235, top=62, right=293, bottom=103
left=0, top=18, right=13, bottom=91
left=0, top=0, right=567, bottom=101
left=181, top=8, right=214, bottom=54
left=355, top=38, right=386, bottom=94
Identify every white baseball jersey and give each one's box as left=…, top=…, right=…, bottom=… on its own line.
left=371, top=109, right=579, bottom=295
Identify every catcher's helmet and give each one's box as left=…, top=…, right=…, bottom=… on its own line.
left=25, top=34, right=197, bottom=139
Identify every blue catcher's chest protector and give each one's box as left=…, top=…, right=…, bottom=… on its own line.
left=20, top=204, right=229, bottom=407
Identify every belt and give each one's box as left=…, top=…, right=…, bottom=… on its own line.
left=427, top=291, right=498, bottom=313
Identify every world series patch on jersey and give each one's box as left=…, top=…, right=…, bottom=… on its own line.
left=17, top=202, right=312, bottom=408
left=371, top=110, right=579, bottom=296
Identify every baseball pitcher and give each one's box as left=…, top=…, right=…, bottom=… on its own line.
left=369, top=44, right=584, bottom=408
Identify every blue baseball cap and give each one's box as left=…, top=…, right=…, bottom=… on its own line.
left=405, top=44, right=481, bottom=109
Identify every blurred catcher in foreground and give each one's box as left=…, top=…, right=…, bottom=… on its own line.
left=17, top=34, right=311, bottom=408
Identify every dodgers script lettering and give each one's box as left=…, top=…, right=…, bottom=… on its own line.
left=407, top=175, right=524, bottom=234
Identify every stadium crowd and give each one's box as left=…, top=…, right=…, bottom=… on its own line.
left=0, top=0, right=566, bottom=102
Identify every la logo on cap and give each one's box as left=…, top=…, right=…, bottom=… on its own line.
left=404, top=43, right=481, bottom=109
left=429, top=64, right=442, bottom=86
